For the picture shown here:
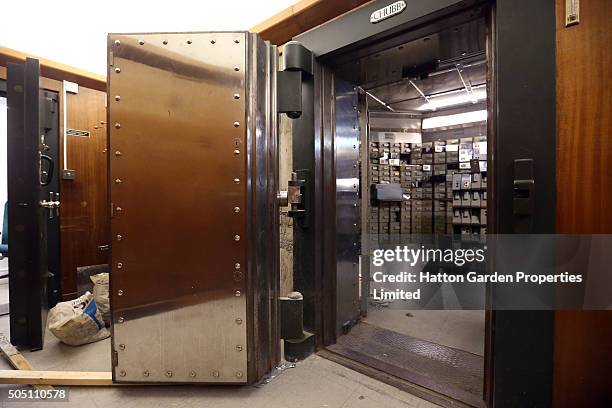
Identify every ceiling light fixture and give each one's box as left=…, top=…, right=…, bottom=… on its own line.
left=421, top=109, right=487, bottom=129
left=418, top=87, right=486, bottom=111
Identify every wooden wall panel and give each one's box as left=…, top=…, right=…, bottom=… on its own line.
left=252, top=0, right=372, bottom=45
left=60, top=87, right=109, bottom=298
left=0, top=66, right=61, bottom=92
left=3, top=61, right=106, bottom=299
left=556, top=0, right=611, bottom=233
left=0, top=46, right=105, bottom=92
left=554, top=0, right=612, bottom=406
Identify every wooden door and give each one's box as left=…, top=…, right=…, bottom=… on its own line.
left=59, top=85, right=109, bottom=299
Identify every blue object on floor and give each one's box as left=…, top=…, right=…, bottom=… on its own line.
left=0, top=202, right=8, bottom=257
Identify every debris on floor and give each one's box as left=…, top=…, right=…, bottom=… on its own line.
left=0, top=333, right=54, bottom=391
left=48, top=292, right=109, bottom=346
left=254, top=362, right=297, bottom=387
left=90, top=273, right=110, bottom=326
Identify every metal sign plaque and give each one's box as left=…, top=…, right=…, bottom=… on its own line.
left=370, top=1, right=407, bottom=24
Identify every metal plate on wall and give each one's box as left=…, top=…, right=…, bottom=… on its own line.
left=108, top=32, right=249, bottom=383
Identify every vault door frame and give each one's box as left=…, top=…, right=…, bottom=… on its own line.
left=294, top=0, right=557, bottom=406
left=290, top=57, right=363, bottom=344
left=301, top=0, right=497, bottom=351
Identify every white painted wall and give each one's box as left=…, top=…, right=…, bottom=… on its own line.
left=0, top=0, right=296, bottom=76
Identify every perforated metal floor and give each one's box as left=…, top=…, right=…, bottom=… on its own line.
left=327, top=322, right=484, bottom=407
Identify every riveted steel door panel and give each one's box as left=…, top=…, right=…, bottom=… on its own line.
left=107, top=32, right=278, bottom=384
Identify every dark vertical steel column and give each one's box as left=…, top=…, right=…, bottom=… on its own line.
left=6, top=64, right=28, bottom=346
left=318, top=64, right=337, bottom=346
left=490, top=0, right=556, bottom=406
left=40, top=91, right=61, bottom=308
left=7, top=59, right=47, bottom=350
left=286, top=44, right=317, bottom=332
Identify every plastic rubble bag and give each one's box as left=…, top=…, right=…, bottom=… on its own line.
left=90, top=273, right=110, bottom=326
left=48, top=292, right=110, bottom=346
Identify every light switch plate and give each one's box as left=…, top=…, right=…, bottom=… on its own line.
left=62, top=169, right=76, bottom=180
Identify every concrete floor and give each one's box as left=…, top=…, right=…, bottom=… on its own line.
left=363, top=309, right=485, bottom=356
left=0, top=315, right=440, bottom=408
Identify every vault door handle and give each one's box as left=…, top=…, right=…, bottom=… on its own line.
left=513, top=158, right=535, bottom=233
left=40, top=154, right=54, bottom=186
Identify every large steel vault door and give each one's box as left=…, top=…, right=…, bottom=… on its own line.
left=107, top=32, right=279, bottom=384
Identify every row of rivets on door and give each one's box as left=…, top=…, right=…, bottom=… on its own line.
left=231, top=36, right=243, bottom=289
left=112, top=38, right=125, bottom=300
left=129, top=37, right=241, bottom=47
left=229, top=34, right=245, bottom=365
left=233, top=259, right=244, bottom=360
left=118, top=369, right=243, bottom=379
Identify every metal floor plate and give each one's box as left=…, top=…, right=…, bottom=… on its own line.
left=327, top=322, right=484, bottom=407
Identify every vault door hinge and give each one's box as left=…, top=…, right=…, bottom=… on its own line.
left=277, top=41, right=313, bottom=120
left=277, top=70, right=302, bottom=119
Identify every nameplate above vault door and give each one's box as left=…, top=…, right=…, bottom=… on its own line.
left=370, top=1, right=407, bottom=24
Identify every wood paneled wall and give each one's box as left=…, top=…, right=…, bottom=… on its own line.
left=60, top=87, right=109, bottom=298
left=252, top=0, right=371, bottom=45
left=0, top=46, right=105, bottom=92
left=3, top=62, right=108, bottom=299
left=554, top=0, right=612, bottom=406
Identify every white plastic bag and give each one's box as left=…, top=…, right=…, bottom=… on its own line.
left=90, top=273, right=110, bottom=326
left=48, top=292, right=110, bottom=346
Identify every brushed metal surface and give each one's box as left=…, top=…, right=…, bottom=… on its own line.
left=245, top=33, right=280, bottom=380
left=334, top=79, right=361, bottom=333
left=107, top=32, right=277, bottom=384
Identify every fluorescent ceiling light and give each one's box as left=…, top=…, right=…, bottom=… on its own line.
left=421, top=110, right=487, bottom=129
left=418, top=87, right=486, bottom=111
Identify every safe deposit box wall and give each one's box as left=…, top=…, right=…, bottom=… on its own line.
left=107, top=32, right=279, bottom=384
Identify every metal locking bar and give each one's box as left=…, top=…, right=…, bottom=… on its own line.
left=287, top=171, right=306, bottom=220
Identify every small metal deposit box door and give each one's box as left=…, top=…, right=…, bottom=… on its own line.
left=107, top=32, right=279, bottom=384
